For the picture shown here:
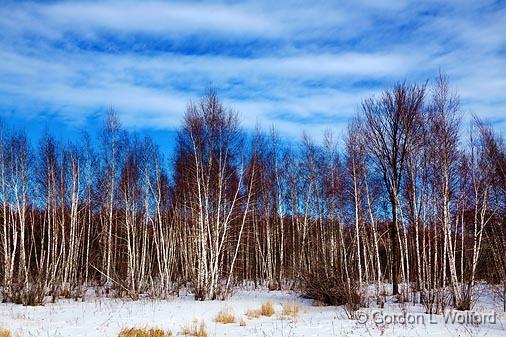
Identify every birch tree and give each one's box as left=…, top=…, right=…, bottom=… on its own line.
left=361, top=82, right=425, bottom=295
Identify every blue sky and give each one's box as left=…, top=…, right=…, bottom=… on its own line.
left=0, top=0, right=505, bottom=152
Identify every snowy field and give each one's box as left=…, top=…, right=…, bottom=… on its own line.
left=1, top=287, right=506, bottom=337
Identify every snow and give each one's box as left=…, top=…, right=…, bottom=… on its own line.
left=1, top=287, right=506, bottom=337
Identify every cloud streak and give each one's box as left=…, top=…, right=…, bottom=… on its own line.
left=0, top=0, right=504, bottom=140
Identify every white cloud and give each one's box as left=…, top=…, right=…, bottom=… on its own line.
left=0, top=0, right=504, bottom=141
left=1, top=1, right=282, bottom=38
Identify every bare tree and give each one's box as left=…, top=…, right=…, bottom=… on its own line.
left=361, top=82, right=425, bottom=295
left=425, top=74, right=461, bottom=308
left=100, top=109, right=123, bottom=286
left=174, top=90, right=247, bottom=300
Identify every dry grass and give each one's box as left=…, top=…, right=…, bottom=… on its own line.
left=179, top=320, right=207, bottom=337
left=0, top=329, right=12, bottom=337
left=214, top=308, right=236, bottom=324
left=118, top=327, right=172, bottom=337
left=245, top=308, right=261, bottom=319
left=260, top=301, right=275, bottom=317
left=239, top=318, right=247, bottom=326
left=245, top=301, right=276, bottom=319
left=282, top=302, right=299, bottom=319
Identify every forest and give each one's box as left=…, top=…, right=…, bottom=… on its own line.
left=1, top=74, right=505, bottom=316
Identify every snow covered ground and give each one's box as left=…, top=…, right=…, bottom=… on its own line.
left=1, top=287, right=506, bottom=337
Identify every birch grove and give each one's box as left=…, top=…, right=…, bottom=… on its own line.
left=0, top=78, right=504, bottom=313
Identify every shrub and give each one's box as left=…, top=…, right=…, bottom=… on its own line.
left=302, top=269, right=366, bottom=319
left=302, top=272, right=348, bottom=306
left=343, top=286, right=367, bottom=319
left=118, top=327, right=172, bottom=337
left=214, top=308, right=236, bottom=324
left=302, top=270, right=366, bottom=307
left=10, top=282, right=46, bottom=306
left=312, top=299, right=326, bottom=307
left=180, top=320, right=207, bottom=337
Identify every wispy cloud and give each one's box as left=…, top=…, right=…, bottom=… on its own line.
left=0, top=0, right=504, bottom=140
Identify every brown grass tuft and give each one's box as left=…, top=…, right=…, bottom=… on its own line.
left=118, top=327, right=172, bottom=337
left=282, top=302, right=299, bottom=319
left=245, top=308, right=260, bottom=319
left=260, top=301, right=275, bottom=317
left=0, top=329, right=12, bottom=337
left=245, top=301, right=276, bottom=319
left=214, top=308, right=236, bottom=324
left=180, top=320, right=207, bottom=337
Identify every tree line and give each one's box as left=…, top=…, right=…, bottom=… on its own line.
left=0, top=74, right=505, bottom=313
